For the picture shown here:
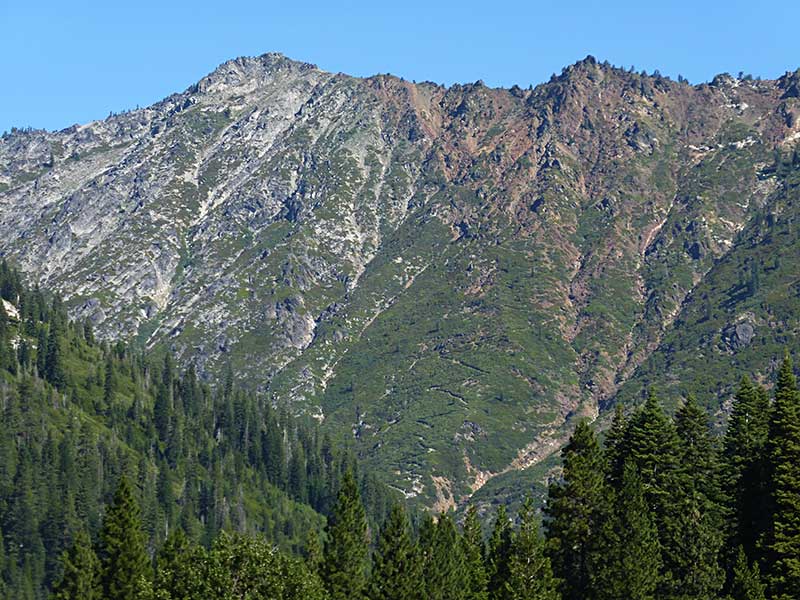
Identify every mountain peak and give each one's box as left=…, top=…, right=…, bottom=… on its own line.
left=193, top=52, right=320, bottom=94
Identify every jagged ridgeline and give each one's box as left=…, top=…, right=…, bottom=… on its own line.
left=0, top=263, right=398, bottom=598
left=1, top=53, right=799, bottom=508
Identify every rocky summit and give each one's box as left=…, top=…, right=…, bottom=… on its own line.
left=2, top=53, right=799, bottom=508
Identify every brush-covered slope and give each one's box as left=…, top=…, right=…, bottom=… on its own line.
left=2, top=55, right=799, bottom=507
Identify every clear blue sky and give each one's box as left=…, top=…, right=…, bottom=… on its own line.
left=2, top=0, right=799, bottom=133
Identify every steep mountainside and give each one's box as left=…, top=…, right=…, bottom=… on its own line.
left=2, top=54, right=799, bottom=507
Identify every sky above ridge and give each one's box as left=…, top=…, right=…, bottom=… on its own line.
left=2, top=0, right=799, bottom=133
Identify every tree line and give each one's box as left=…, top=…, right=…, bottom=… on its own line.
left=324, top=357, right=800, bottom=600
left=47, top=353, right=800, bottom=600
left=0, top=261, right=396, bottom=599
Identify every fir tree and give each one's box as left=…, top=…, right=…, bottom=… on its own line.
left=462, top=505, right=489, bottom=600
left=0, top=526, right=6, bottom=599
left=263, top=410, right=286, bottom=487
left=487, top=505, right=513, bottom=600
left=730, top=546, right=767, bottom=600
left=303, top=528, right=323, bottom=574
left=44, top=321, right=65, bottom=389
left=322, top=469, right=369, bottom=600
left=724, top=377, right=771, bottom=561
left=625, top=389, right=680, bottom=509
left=624, top=389, right=679, bottom=591
left=17, top=338, right=30, bottom=370
left=544, top=419, right=605, bottom=600
left=506, top=498, right=559, bottom=600
left=666, top=396, right=725, bottom=599
left=103, top=352, right=115, bottom=411
left=154, top=382, right=171, bottom=442
left=368, top=503, right=422, bottom=600
left=422, top=514, right=467, bottom=600
left=51, top=530, right=102, bottom=600
left=289, top=444, right=308, bottom=503
left=604, top=403, right=629, bottom=488
left=591, top=462, right=661, bottom=600
left=36, top=326, right=47, bottom=377
left=675, top=396, right=722, bottom=500
left=83, top=320, right=94, bottom=345
left=98, top=477, right=151, bottom=600
left=765, top=355, right=800, bottom=599
left=0, top=302, right=13, bottom=373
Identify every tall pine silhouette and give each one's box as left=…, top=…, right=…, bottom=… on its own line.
left=50, top=530, right=101, bottom=600
left=368, top=503, right=422, bottom=600
left=462, top=505, right=489, bottom=600
left=544, top=419, right=605, bottom=600
left=591, top=462, right=661, bottom=600
left=322, top=469, right=369, bottom=600
left=420, top=514, right=467, bottom=600
left=724, top=377, right=771, bottom=562
left=667, top=396, right=725, bottom=599
left=765, top=355, right=800, bottom=599
left=506, top=498, right=558, bottom=600
left=487, top=505, right=512, bottom=600
left=98, top=477, right=150, bottom=600
left=730, top=546, right=767, bottom=600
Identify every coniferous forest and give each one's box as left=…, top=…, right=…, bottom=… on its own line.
left=2, top=255, right=800, bottom=600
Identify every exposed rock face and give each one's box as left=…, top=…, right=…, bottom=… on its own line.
left=722, top=322, right=756, bottom=352
left=2, top=54, right=799, bottom=506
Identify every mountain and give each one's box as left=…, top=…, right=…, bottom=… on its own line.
left=1, top=54, right=799, bottom=509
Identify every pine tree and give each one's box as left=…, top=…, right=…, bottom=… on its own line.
left=301, top=528, right=322, bottom=575
left=51, top=530, right=102, bottom=600
left=289, top=444, right=308, bottom=503
left=368, top=503, right=422, bottom=600
left=98, top=477, right=151, bottom=600
left=765, top=355, right=800, bottom=599
left=487, top=505, right=513, bottom=600
left=0, top=526, right=6, bottom=598
left=604, top=403, right=628, bottom=487
left=730, top=546, right=767, bottom=600
left=44, top=321, right=66, bottom=388
left=624, top=389, right=679, bottom=592
left=462, top=505, right=489, bottom=600
left=83, top=320, right=95, bottom=345
left=154, top=382, right=171, bottom=442
left=322, top=469, right=369, bottom=600
left=625, top=389, right=680, bottom=509
left=544, top=419, right=605, bottom=600
left=724, top=377, right=771, bottom=561
left=506, top=498, right=559, bottom=600
left=421, top=514, right=467, bottom=600
left=591, top=462, right=661, bottom=600
left=665, top=396, right=725, bottom=599
left=35, top=326, right=47, bottom=377
left=103, top=352, right=115, bottom=411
